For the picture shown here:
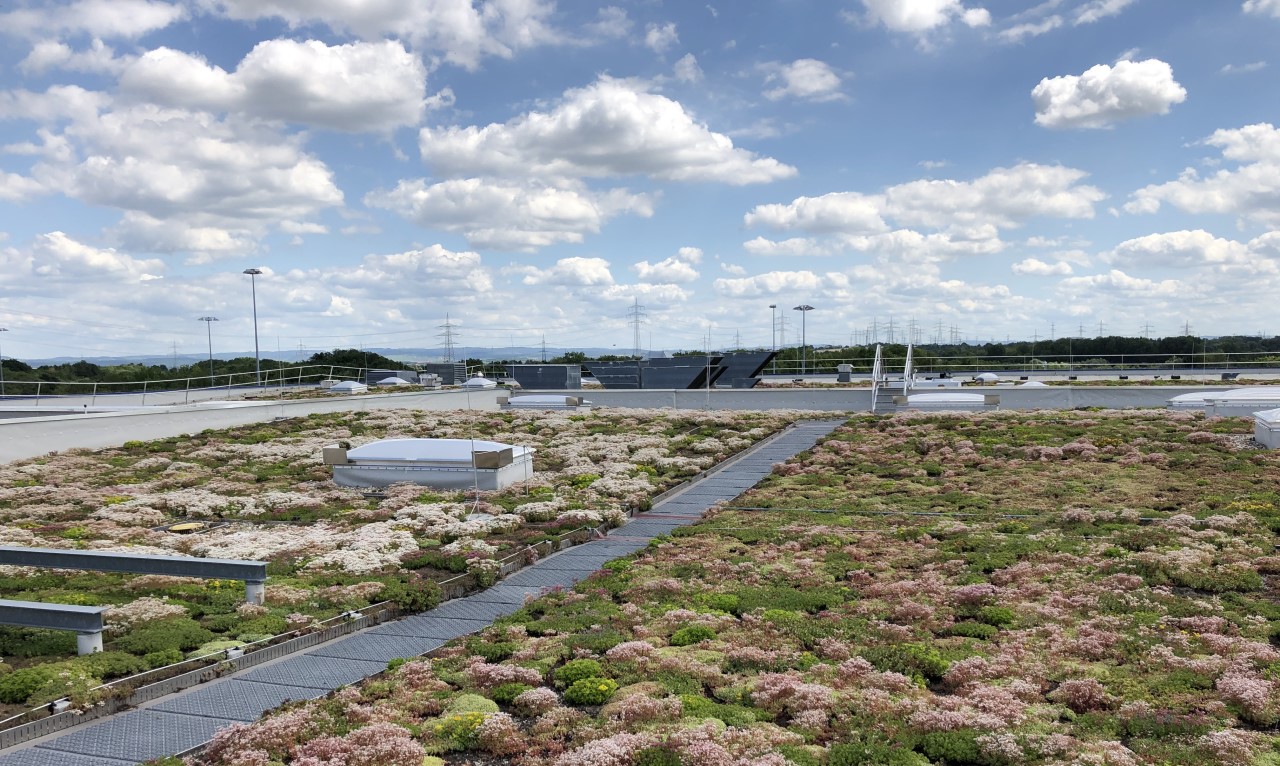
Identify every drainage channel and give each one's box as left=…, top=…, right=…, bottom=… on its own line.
left=0, top=418, right=847, bottom=766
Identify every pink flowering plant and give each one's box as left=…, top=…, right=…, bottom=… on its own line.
left=186, top=410, right=1280, bottom=765
left=0, top=407, right=801, bottom=711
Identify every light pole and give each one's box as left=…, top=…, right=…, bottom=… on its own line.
left=793, top=305, right=814, bottom=376
left=243, top=268, right=262, bottom=387
left=769, top=304, right=777, bottom=374
left=0, top=327, right=8, bottom=397
left=198, top=317, right=218, bottom=382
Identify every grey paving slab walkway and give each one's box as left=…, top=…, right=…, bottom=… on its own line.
left=0, top=418, right=844, bottom=766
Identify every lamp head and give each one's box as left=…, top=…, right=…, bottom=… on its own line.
left=243, top=268, right=263, bottom=276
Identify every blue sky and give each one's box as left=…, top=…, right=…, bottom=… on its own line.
left=1, top=0, right=1279, bottom=361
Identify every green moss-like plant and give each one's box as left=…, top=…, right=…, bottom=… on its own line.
left=564, top=677, right=618, bottom=706
left=554, top=658, right=604, bottom=688
left=670, top=625, right=716, bottom=646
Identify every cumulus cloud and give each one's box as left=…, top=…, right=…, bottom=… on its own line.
left=195, top=0, right=561, bottom=70
left=746, top=192, right=887, bottom=233
left=4, top=231, right=165, bottom=286
left=1059, top=269, right=1185, bottom=296
left=1125, top=123, right=1280, bottom=226
left=1243, top=0, right=1280, bottom=18
left=518, top=256, right=614, bottom=286
left=763, top=59, right=845, bottom=102
left=19, top=39, right=131, bottom=75
left=120, top=39, right=429, bottom=132
left=712, top=270, right=824, bottom=298
left=1106, top=230, right=1279, bottom=276
left=418, top=77, right=796, bottom=185
left=644, top=22, right=678, bottom=53
left=1012, top=257, right=1074, bottom=275
left=335, top=245, right=492, bottom=296
left=633, top=246, right=702, bottom=283
left=1032, top=59, right=1187, bottom=129
left=856, top=0, right=991, bottom=33
left=748, top=163, right=1102, bottom=239
left=0, top=91, right=343, bottom=259
left=1, top=0, right=186, bottom=40
left=365, top=178, right=653, bottom=251
left=0, top=172, right=48, bottom=202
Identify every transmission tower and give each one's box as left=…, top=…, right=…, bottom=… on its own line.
left=437, top=314, right=458, bottom=362
left=627, top=298, right=647, bottom=358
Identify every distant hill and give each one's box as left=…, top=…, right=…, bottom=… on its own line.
left=23, top=347, right=646, bottom=367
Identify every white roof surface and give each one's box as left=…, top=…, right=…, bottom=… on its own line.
left=1205, top=387, right=1280, bottom=402
left=347, top=438, right=532, bottom=463
left=1255, top=408, right=1280, bottom=426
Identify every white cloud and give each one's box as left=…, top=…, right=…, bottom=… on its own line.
left=713, top=270, right=824, bottom=298
left=998, top=16, right=1062, bottom=42
left=19, top=39, right=131, bottom=75
left=0, top=172, right=48, bottom=202
left=644, top=22, right=678, bottom=53
left=720, top=262, right=746, bottom=275
left=195, top=0, right=561, bottom=70
left=1032, top=59, right=1187, bottom=129
left=884, top=163, right=1105, bottom=228
left=585, top=7, right=631, bottom=39
left=1107, top=230, right=1278, bottom=276
left=746, top=192, right=886, bottom=234
left=634, top=258, right=698, bottom=283
left=857, top=0, right=990, bottom=33
left=1220, top=61, right=1267, bottom=74
left=744, top=164, right=1102, bottom=267
left=5, top=231, right=165, bottom=285
left=1060, top=269, right=1186, bottom=296
left=518, top=256, right=614, bottom=286
left=120, top=39, right=429, bottom=132
left=0, top=93, right=344, bottom=259
left=598, top=283, right=690, bottom=304
left=335, top=245, right=492, bottom=296
left=1073, top=0, right=1139, bottom=24
left=673, top=53, right=703, bottom=83
left=418, top=77, right=796, bottom=185
left=763, top=59, right=845, bottom=102
left=748, top=163, right=1102, bottom=239
left=1, top=0, right=186, bottom=40
left=1012, top=257, right=1073, bottom=275
left=1125, top=123, right=1280, bottom=226
left=1243, top=0, right=1280, bottom=18
left=742, top=237, right=835, bottom=257
left=633, top=246, right=702, bottom=283
left=365, top=178, right=653, bottom=251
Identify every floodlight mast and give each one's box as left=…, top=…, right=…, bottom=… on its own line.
left=197, top=317, right=219, bottom=381
left=0, top=328, right=8, bottom=397
left=793, top=305, right=814, bottom=376
left=769, top=305, right=777, bottom=374
left=243, top=269, right=263, bottom=387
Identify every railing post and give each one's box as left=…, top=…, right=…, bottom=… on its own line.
left=185, top=376, right=190, bottom=404
left=35, top=382, right=40, bottom=405
left=91, top=382, right=98, bottom=407
left=141, top=380, right=147, bottom=406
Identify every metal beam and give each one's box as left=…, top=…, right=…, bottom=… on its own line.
left=0, top=547, right=267, bottom=584
left=0, top=599, right=105, bottom=633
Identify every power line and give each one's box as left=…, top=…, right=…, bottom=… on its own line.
left=437, top=314, right=459, bottom=362
left=626, top=298, right=647, bottom=359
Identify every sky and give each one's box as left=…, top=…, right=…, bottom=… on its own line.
left=1, top=0, right=1279, bottom=362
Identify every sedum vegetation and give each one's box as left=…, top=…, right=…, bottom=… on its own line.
left=193, top=409, right=1280, bottom=766
left=0, top=407, right=802, bottom=711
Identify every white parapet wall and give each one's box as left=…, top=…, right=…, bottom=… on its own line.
left=326, top=438, right=535, bottom=490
